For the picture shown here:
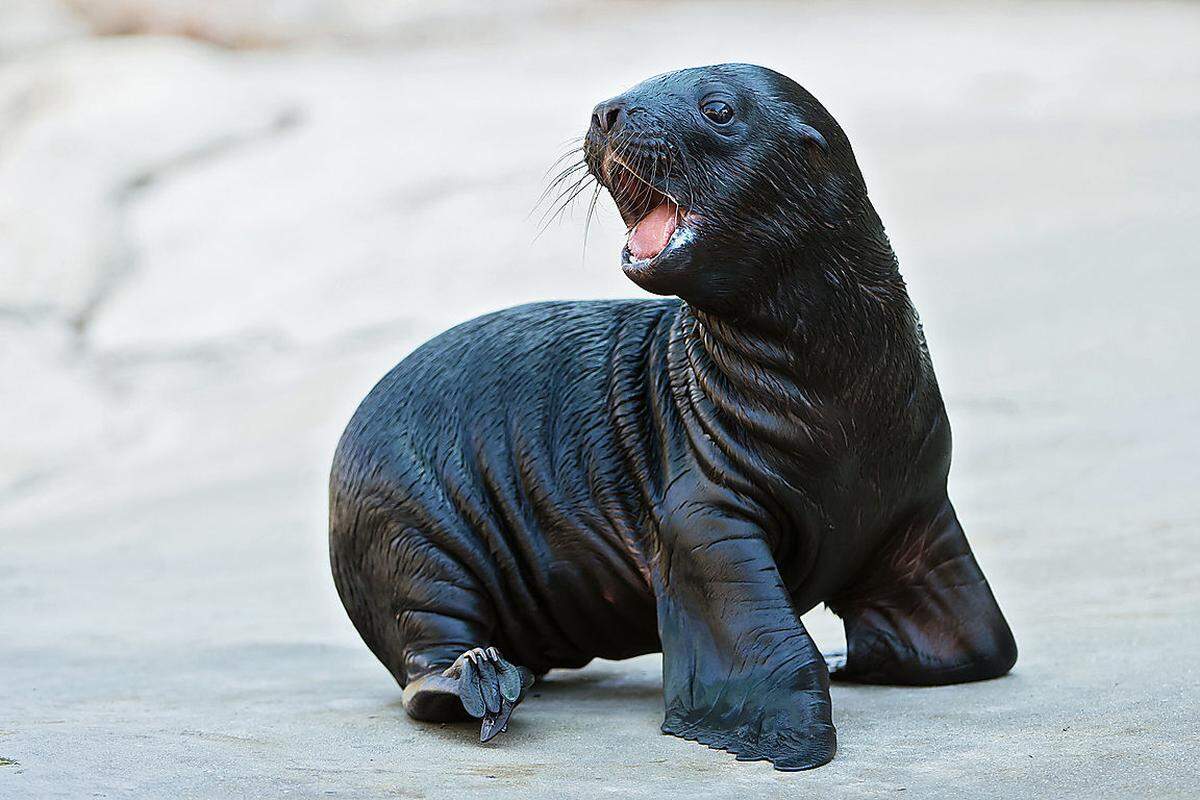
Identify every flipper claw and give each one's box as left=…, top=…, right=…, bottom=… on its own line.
left=480, top=698, right=516, bottom=742
left=444, top=646, right=533, bottom=742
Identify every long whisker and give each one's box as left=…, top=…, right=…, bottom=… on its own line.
left=541, top=141, right=587, bottom=178
left=534, top=160, right=588, bottom=211
left=531, top=139, right=592, bottom=233
left=534, top=173, right=595, bottom=239
left=581, top=181, right=604, bottom=266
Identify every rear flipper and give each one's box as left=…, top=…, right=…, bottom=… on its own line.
left=827, top=500, right=1017, bottom=685
left=403, top=646, right=534, bottom=742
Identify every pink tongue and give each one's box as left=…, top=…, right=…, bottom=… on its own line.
left=628, top=204, right=678, bottom=260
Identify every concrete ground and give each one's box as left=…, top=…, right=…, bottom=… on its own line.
left=2, top=2, right=1198, bottom=797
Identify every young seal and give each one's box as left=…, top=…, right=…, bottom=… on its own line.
left=329, top=63, right=1017, bottom=770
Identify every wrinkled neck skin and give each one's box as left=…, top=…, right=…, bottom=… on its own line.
left=665, top=211, right=943, bottom=536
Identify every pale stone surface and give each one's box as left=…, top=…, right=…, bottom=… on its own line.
left=2, top=2, right=1199, bottom=798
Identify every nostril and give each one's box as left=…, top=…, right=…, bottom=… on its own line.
left=604, top=106, right=621, bottom=132
left=592, top=101, right=625, bottom=134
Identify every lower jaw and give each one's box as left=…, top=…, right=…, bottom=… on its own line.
left=620, top=254, right=657, bottom=283
left=620, top=257, right=675, bottom=296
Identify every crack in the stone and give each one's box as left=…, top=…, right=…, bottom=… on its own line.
left=67, top=105, right=304, bottom=349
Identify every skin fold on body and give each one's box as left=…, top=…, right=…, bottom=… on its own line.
left=329, top=63, right=1017, bottom=770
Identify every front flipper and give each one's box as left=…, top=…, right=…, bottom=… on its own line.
left=654, top=504, right=836, bottom=771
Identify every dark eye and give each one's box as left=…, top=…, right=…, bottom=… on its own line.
left=701, top=100, right=734, bottom=126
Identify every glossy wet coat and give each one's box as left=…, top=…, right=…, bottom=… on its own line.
left=329, top=64, right=1016, bottom=771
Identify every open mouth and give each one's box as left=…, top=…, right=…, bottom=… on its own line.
left=627, top=202, right=684, bottom=262
left=602, top=155, right=694, bottom=266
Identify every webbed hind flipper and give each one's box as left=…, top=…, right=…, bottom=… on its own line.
left=402, top=646, right=535, bottom=742
left=828, top=500, right=1017, bottom=685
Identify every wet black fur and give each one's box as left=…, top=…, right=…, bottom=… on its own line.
left=330, top=64, right=1017, bottom=771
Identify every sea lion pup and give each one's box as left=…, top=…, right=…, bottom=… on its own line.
left=329, top=63, right=1017, bottom=770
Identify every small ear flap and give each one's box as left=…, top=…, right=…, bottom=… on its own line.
left=791, top=121, right=829, bottom=154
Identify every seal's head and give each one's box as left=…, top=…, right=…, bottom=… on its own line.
left=583, top=64, right=878, bottom=315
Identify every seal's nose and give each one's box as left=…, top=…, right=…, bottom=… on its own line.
left=591, top=100, right=626, bottom=136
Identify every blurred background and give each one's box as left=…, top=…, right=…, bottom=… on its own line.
left=2, top=2, right=1198, bottom=798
